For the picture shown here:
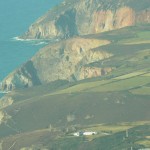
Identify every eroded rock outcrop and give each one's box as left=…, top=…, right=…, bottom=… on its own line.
left=0, top=110, right=11, bottom=125
left=1, top=38, right=112, bottom=91
left=0, top=96, right=13, bottom=109
left=78, top=67, right=113, bottom=80
left=21, top=0, right=150, bottom=39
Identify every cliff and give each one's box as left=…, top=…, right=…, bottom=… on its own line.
left=1, top=38, right=112, bottom=91
left=21, top=0, right=150, bottom=39
left=1, top=0, right=150, bottom=91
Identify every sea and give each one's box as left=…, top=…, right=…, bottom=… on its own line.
left=0, top=0, right=63, bottom=98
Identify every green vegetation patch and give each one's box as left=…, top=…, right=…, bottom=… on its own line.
left=142, top=73, right=150, bottom=76
left=49, top=76, right=150, bottom=95
left=52, top=80, right=112, bottom=95
left=119, top=31, right=150, bottom=45
left=136, top=140, right=150, bottom=147
left=114, top=71, right=146, bottom=80
left=89, top=76, right=150, bottom=92
left=130, top=86, right=150, bottom=95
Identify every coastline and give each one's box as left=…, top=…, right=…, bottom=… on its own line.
left=0, top=93, right=4, bottom=98
left=11, top=36, right=61, bottom=46
left=0, top=91, right=9, bottom=94
left=12, top=36, right=60, bottom=43
left=0, top=91, right=9, bottom=98
left=12, top=36, right=49, bottom=45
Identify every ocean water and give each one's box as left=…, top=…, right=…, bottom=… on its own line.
left=0, top=39, right=48, bottom=79
left=0, top=0, right=63, bottom=97
left=0, top=93, right=4, bottom=98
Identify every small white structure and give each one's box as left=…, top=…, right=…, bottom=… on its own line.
left=73, top=132, right=80, bottom=137
left=73, top=131, right=97, bottom=137
left=83, top=132, right=97, bottom=136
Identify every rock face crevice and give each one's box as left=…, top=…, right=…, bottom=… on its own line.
left=21, top=0, right=150, bottom=40
left=1, top=61, right=41, bottom=91
left=55, top=9, right=78, bottom=39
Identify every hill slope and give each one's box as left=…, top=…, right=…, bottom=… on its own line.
left=1, top=25, right=150, bottom=91
left=0, top=1, right=150, bottom=149
left=0, top=25, right=150, bottom=139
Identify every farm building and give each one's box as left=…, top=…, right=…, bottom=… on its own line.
left=73, top=131, right=97, bottom=137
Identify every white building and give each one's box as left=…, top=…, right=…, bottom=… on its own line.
left=83, top=132, right=97, bottom=136
left=73, top=131, right=97, bottom=136
left=73, top=132, right=80, bottom=137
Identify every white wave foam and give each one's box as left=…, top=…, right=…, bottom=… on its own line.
left=0, top=91, right=9, bottom=94
left=33, top=42, right=48, bottom=45
left=12, top=37, right=58, bottom=46
left=12, top=37, right=36, bottom=42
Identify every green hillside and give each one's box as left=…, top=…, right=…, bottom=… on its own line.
left=0, top=24, right=150, bottom=149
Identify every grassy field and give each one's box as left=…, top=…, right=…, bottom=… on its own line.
left=90, top=76, right=150, bottom=92
left=142, top=73, right=150, bottom=76
left=130, top=86, right=150, bottom=95
left=0, top=88, right=150, bottom=138
left=136, top=140, right=150, bottom=148
left=113, top=71, right=146, bottom=80
left=51, top=75, right=150, bottom=94
left=84, top=121, right=150, bottom=134
left=119, top=31, right=150, bottom=45
left=1, top=122, right=150, bottom=150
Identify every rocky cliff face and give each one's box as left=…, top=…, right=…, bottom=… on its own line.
left=21, top=0, right=150, bottom=39
left=1, top=0, right=150, bottom=91
left=0, top=38, right=112, bottom=91
left=78, top=67, right=112, bottom=80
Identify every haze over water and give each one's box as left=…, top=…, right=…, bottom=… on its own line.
left=0, top=0, right=62, bottom=97
left=0, top=0, right=62, bottom=81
